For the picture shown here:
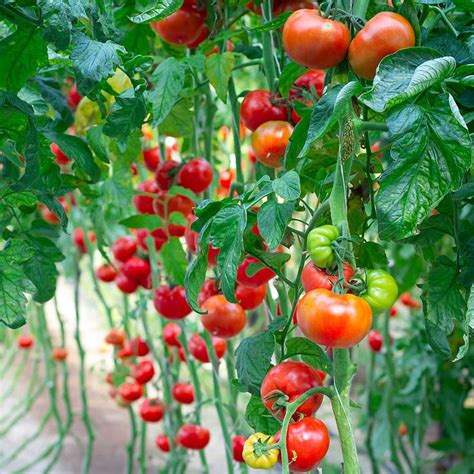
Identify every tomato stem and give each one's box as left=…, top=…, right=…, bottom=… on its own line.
left=228, top=76, right=244, bottom=184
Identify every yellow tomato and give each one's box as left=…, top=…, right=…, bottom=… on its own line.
left=242, top=433, right=279, bottom=470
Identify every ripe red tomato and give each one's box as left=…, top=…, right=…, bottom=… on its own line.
left=136, top=228, right=168, bottom=252
left=237, top=256, right=276, bottom=288
left=112, top=236, right=137, bottom=262
left=251, top=120, right=293, bottom=168
left=297, top=289, right=373, bottom=348
left=18, top=334, right=34, bottom=349
left=155, top=434, right=171, bottom=452
left=122, top=256, right=151, bottom=283
left=188, top=333, right=226, bottom=363
left=163, top=323, right=182, bottom=347
left=219, top=169, right=235, bottom=189
left=172, top=382, right=195, bottom=404
left=232, top=435, right=246, bottom=463
left=134, top=179, right=159, bottom=214
left=301, top=262, right=354, bottom=292
left=116, top=273, right=139, bottom=294
left=248, top=147, right=257, bottom=163
left=153, top=285, right=192, bottom=320
left=390, top=306, right=398, bottom=317
left=368, top=329, right=383, bottom=352
left=50, top=143, right=70, bottom=165
left=67, top=83, right=82, bottom=110
left=235, top=284, right=267, bottom=310
left=119, top=381, right=144, bottom=402
left=186, top=23, right=210, bottom=48
left=261, top=361, right=323, bottom=419
left=283, top=10, right=350, bottom=69
left=177, top=425, right=210, bottom=450
left=290, top=69, right=325, bottom=99
left=198, top=279, right=219, bottom=307
left=129, top=336, right=150, bottom=357
left=153, top=190, right=194, bottom=219
left=105, top=328, right=126, bottom=346
left=274, top=417, right=330, bottom=471
left=143, top=147, right=161, bottom=172
left=72, top=228, right=95, bottom=254
left=177, top=158, right=213, bottom=194
left=240, top=90, right=287, bottom=132
left=140, top=398, right=165, bottom=422
left=133, top=359, right=155, bottom=385
left=117, top=343, right=134, bottom=359
left=400, top=292, right=421, bottom=309
left=51, top=347, right=68, bottom=361
left=155, top=160, right=180, bottom=190
left=201, top=295, right=247, bottom=338
left=348, top=12, right=415, bottom=79
left=96, top=264, right=118, bottom=282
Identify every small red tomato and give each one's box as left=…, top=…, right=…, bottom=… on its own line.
left=140, top=398, right=165, bottom=422
left=368, top=329, right=383, bottom=352
left=17, top=335, right=34, bottom=349
left=122, top=256, right=151, bottom=283
left=129, top=336, right=150, bottom=357
left=155, top=160, right=180, bottom=190
left=52, top=347, right=68, bottom=361
left=235, top=284, right=267, bottom=310
left=119, top=381, right=144, bottom=402
left=207, top=245, right=220, bottom=266
left=133, top=359, right=155, bottom=385
left=198, top=279, right=219, bottom=308
left=72, top=228, right=96, bottom=254
left=155, top=434, right=171, bottom=452
left=117, top=343, right=134, bottom=359
left=399, top=423, right=407, bottom=436
left=50, top=143, right=70, bottom=165
left=143, top=147, right=161, bottom=172
left=251, top=120, right=294, bottom=168
left=134, top=179, right=159, bottom=214
left=112, top=236, right=137, bottom=263
left=153, top=190, right=194, bottom=219
left=390, top=306, right=398, bottom=317
left=201, top=295, right=247, bottom=338
left=105, top=328, right=126, bottom=346
left=240, top=90, right=287, bottom=132
left=177, top=425, right=210, bottom=450
left=188, top=333, right=226, bottom=363
left=248, top=147, right=257, bottom=164
left=116, top=273, right=139, bottom=294
left=177, top=158, right=213, bottom=194
left=400, top=292, right=421, bottom=309
left=232, top=435, right=246, bottom=463
left=67, top=83, right=82, bottom=110
left=219, top=169, right=235, bottom=190
left=184, top=215, right=199, bottom=252
left=172, top=382, right=195, bottom=404
left=163, top=323, right=182, bottom=347
left=153, top=285, right=192, bottom=320
left=96, top=264, right=118, bottom=282
left=237, top=256, right=276, bottom=288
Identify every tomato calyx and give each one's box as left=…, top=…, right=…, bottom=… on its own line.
left=262, top=389, right=290, bottom=417
left=250, top=435, right=279, bottom=458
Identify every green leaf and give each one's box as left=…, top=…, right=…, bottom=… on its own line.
left=285, top=337, right=334, bottom=375
left=376, top=94, right=471, bottom=240
left=354, top=241, right=388, bottom=269
left=205, top=52, right=236, bottom=103
left=87, top=125, right=109, bottom=163
left=3, top=191, right=38, bottom=208
left=236, top=330, right=275, bottom=395
left=278, top=62, right=306, bottom=98
left=246, top=11, right=292, bottom=32
left=184, top=246, right=209, bottom=313
left=159, top=237, right=187, bottom=286
left=17, top=85, right=49, bottom=116
left=158, top=100, right=193, bottom=138
left=257, top=200, right=294, bottom=251
left=104, top=90, right=147, bottom=137
left=272, top=170, right=301, bottom=200
left=168, top=211, right=188, bottom=226
left=71, top=32, right=125, bottom=93
left=245, top=396, right=281, bottom=433
left=38, top=0, right=73, bottom=49
left=147, top=57, right=186, bottom=126
left=119, top=214, right=163, bottom=230
left=453, top=285, right=474, bottom=361
left=360, top=48, right=456, bottom=113
left=129, top=0, right=184, bottom=23
left=0, top=25, right=48, bottom=92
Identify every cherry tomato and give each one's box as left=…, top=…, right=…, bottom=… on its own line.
left=177, top=425, right=210, bottom=450
left=121, top=256, right=151, bottom=283
left=143, top=147, right=161, bottom=172
left=163, top=323, right=182, bottom=347
left=105, top=328, right=126, bottom=346
left=240, top=90, right=287, bottom=132
left=219, top=169, right=236, bottom=189
left=67, top=83, right=82, bottom=110
left=251, top=120, right=293, bottom=168
left=188, top=333, right=226, bottom=363
left=261, top=361, right=323, bottom=419
left=17, top=335, right=34, bottom=349
left=136, top=228, right=168, bottom=252
left=198, top=279, right=219, bottom=307
left=117, top=343, right=134, bottom=359
left=235, top=284, right=267, bottom=310
left=242, top=433, right=279, bottom=469
left=96, top=264, right=118, bottom=282
left=201, top=295, right=247, bottom=338
left=390, top=306, right=398, bottom=317
left=176, top=158, right=213, bottom=194
left=153, top=190, right=194, bottom=219
left=368, top=329, right=383, bottom=352
left=301, top=262, right=354, bottom=292
left=172, top=382, right=195, bottom=404
left=307, top=225, right=339, bottom=268
left=283, top=10, right=350, bottom=69
left=274, top=418, right=330, bottom=471
left=50, top=143, right=70, bottom=165
left=232, top=435, right=246, bottom=463
left=140, top=398, right=165, bottom=422
left=237, top=256, right=276, bottom=288
left=119, top=381, right=144, bottom=402
left=116, top=273, right=139, bottom=294
left=72, top=228, right=96, bottom=254
left=155, top=434, right=171, bottom=452
left=359, top=269, right=398, bottom=313
left=51, top=347, right=68, bottom=361
left=297, top=289, right=373, bottom=348
left=400, top=291, right=421, bottom=309
left=134, top=179, right=159, bottom=214
left=155, top=160, right=180, bottom=190
left=153, top=285, right=192, bottom=320
left=348, top=12, right=415, bottom=79
left=129, top=336, right=150, bottom=357
left=112, top=236, right=137, bottom=262
left=133, top=359, right=155, bottom=385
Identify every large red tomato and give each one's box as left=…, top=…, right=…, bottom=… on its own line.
left=153, top=285, right=192, bottom=320
left=140, top=398, right=165, bottom=422
left=283, top=10, right=351, bottom=69
left=297, top=289, right=373, bottom=348
left=348, top=12, right=415, bottom=79
left=274, top=418, right=330, bottom=471
left=235, top=284, right=267, bottom=310
left=188, top=333, right=227, bottom=363
left=261, top=361, right=323, bottom=419
left=176, top=425, right=210, bottom=450
left=134, top=179, right=159, bottom=214
left=251, top=121, right=293, bottom=168
left=177, top=158, right=213, bottom=194
left=201, top=295, right=247, bottom=338
left=240, top=90, right=287, bottom=132
left=237, top=256, right=276, bottom=288
left=301, top=262, right=354, bottom=292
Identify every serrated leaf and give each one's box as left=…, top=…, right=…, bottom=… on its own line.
left=119, top=214, right=163, bottom=230
left=158, top=100, right=193, bottom=138
left=245, top=396, right=281, bottom=433
left=205, top=52, right=236, bottom=103
left=129, top=0, right=184, bottom=23
left=285, top=337, right=334, bottom=375
left=257, top=200, right=294, bottom=251
left=159, top=237, right=187, bottom=286
left=184, top=245, right=208, bottom=313
left=104, top=90, right=147, bottom=137
left=272, top=170, right=301, bottom=200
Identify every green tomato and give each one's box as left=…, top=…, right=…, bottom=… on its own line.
left=307, top=225, right=339, bottom=268
left=360, top=269, right=398, bottom=313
